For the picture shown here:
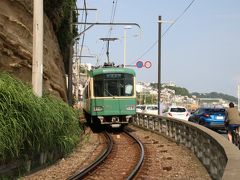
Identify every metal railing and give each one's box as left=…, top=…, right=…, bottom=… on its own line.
left=133, top=113, right=240, bottom=180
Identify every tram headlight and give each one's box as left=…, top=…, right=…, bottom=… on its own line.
left=126, top=105, right=135, bottom=111
left=93, top=106, right=104, bottom=112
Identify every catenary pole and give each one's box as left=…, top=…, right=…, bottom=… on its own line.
left=238, top=85, right=240, bottom=111
left=68, top=9, right=73, bottom=105
left=158, top=16, right=161, bottom=115
left=32, top=0, right=43, bottom=97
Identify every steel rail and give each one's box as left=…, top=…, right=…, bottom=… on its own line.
left=67, top=131, right=113, bottom=180
left=124, top=129, right=145, bottom=180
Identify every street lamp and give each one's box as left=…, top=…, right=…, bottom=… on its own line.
left=123, top=26, right=132, bottom=67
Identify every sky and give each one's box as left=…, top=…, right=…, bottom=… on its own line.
left=76, top=0, right=240, bottom=97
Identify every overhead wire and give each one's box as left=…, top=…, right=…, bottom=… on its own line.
left=76, top=2, right=85, bottom=56
left=98, top=0, right=118, bottom=62
left=77, top=0, right=103, bottom=66
left=108, top=0, right=118, bottom=37
left=131, top=0, right=196, bottom=64
left=98, top=0, right=118, bottom=63
left=79, top=0, right=88, bottom=59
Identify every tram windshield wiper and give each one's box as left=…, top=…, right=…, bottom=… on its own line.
left=104, top=88, right=115, bottom=98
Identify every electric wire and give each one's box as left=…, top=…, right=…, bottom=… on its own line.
left=130, top=0, right=196, bottom=64
left=76, top=2, right=85, bottom=58
left=74, top=0, right=88, bottom=69
left=98, top=0, right=118, bottom=62
left=98, top=0, right=118, bottom=64
left=79, top=0, right=88, bottom=65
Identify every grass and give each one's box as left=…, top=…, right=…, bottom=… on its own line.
left=0, top=72, right=82, bottom=165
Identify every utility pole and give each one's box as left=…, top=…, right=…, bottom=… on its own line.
left=67, top=5, right=98, bottom=106
left=74, top=41, right=79, bottom=102
left=32, top=0, right=43, bottom=97
left=158, top=16, right=161, bottom=115
left=68, top=9, right=73, bottom=105
left=238, top=84, right=240, bottom=111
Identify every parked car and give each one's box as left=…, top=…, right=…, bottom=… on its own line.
left=188, top=107, right=225, bottom=130
left=163, top=106, right=190, bottom=121
left=136, top=105, right=144, bottom=113
left=141, top=104, right=158, bottom=115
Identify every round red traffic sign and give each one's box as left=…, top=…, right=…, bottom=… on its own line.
left=144, top=61, right=152, bottom=69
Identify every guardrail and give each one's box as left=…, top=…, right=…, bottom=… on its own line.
left=133, top=113, right=240, bottom=180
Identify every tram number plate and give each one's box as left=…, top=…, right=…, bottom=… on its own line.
left=111, top=124, right=121, bottom=128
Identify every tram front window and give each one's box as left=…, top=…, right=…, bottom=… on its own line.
left=94, top=73, right=134, bottom=97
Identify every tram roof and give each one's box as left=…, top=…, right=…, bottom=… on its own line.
left=89, top=67, right=136, bottom=77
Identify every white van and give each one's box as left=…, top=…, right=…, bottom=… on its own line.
left=141, top=104, right=158, bottom=115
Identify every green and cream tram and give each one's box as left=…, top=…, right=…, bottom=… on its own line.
left=83, top=66, right=136, bottom=128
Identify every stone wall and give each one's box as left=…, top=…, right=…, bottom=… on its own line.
left=133, top=113, right=240, bottom=180
left=0, top=0, right=67, bottom=101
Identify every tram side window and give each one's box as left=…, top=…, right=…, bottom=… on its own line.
left=85, top=85, right=89, bottom=98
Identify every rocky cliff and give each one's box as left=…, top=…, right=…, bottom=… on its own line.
left=0, top=0, right=67, bottom=101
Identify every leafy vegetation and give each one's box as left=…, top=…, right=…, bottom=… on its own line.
left=0, top=73, right=82, bottom=165
left=137, top=92, right=157, bottom=105
left=164, top=86, right=190, bottom=97
left=44, top=0, right=78, bottom=73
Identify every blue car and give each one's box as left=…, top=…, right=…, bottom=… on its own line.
left=188, top=107, right=226, bottom=130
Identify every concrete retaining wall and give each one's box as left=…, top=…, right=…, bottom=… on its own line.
left=133, top=113, right=240, bottom=180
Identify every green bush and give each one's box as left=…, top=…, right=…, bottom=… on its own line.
left=0, top=73, right=82, bottom=164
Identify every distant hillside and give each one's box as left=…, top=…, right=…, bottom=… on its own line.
left=165, top=86, right=190, bottom=97
left=149, top=83, right=237, bottom=103
left=191, top=92, right=238, bottom=104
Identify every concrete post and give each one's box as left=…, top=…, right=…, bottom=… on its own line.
left=32, top=0, right=43, bottom=97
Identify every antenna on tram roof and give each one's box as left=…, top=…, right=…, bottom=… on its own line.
left=100, top=37, right=118, bottom=65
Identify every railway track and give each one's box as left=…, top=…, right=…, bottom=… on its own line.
left=22, top=126, right=210, bottom=179
left=68, top=129, right=144, bottom=180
